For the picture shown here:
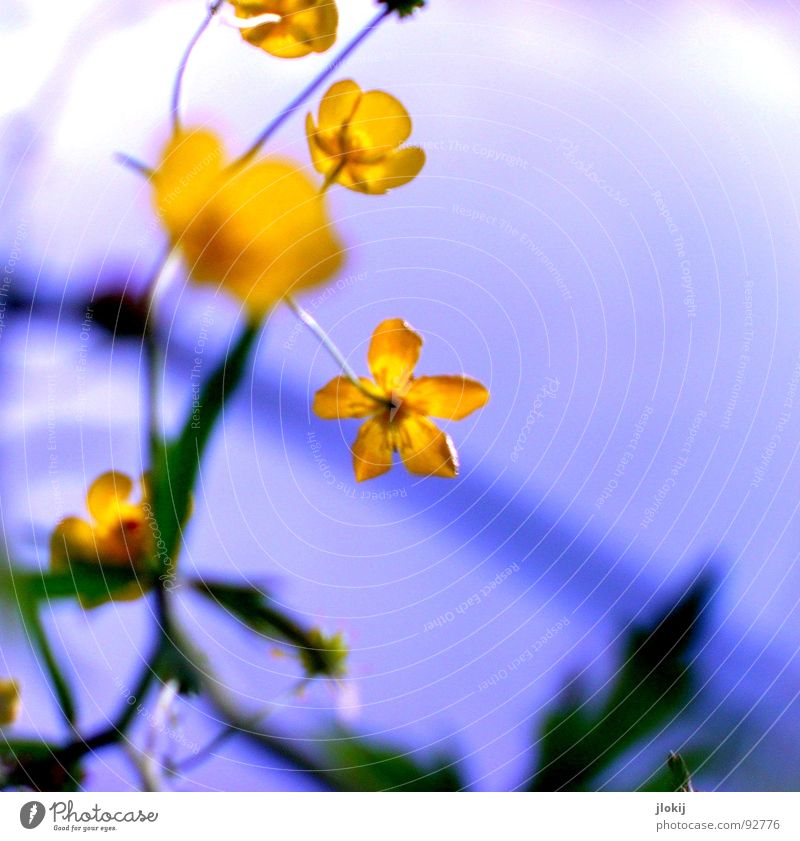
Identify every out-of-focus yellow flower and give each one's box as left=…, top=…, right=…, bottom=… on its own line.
left=0, top=679, right=20, bottom=726
left=306, top=80, right=425, bottom=194
left=151, top=129, right=343, bottom=320
left=300, top=629, right=348, bottom=678
left=50, top=472, right=152, bottom=607
left=229, top=0, right=338, bottom=58
left=313, top=319, right=489, bottom=481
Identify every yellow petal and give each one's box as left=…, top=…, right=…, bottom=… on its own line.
left=0, top=679, right=20, bottom=726
left=395, top=415, right=459, bottom=478
left=151, top=129, right=224, bottom=237
left=367, top=318, right=422, bottom=392
left=87, top=472, right=133, bottom=524
left=352, top=415, right=393, bottom=481
left=50, top=517, right=97, bottom=569
left=313, top=376, right=382, bottom=418
left=406, top=375, right=489, bottom=420
left=318, top=79, right=362, bottom=133
left=348, top=90, right=412, bottom=155
left=235, top=0, right=338, bottom=58
left=344, top=146, right=426, bottom=194
left=306, top=112, right=342, bottom=179
left=152, top=131, right=344, bottom=319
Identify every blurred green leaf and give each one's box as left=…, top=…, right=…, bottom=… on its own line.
left=194, top=580, right=343, bottom=678
left=150, top=324, right=259, bottom=574
left=530, top=576, right=712, bottom=791
left=317, top=730, right=464, bottom=791
left=12, top=567, right=146, bottom=606
left=0, top=742, right=81, bottom=792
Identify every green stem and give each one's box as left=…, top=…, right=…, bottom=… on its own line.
left=24, top=602, right=76, bottom=731
left=235, top=8, right=391, bottom=167
left=152, top=321, right=261, bottom=570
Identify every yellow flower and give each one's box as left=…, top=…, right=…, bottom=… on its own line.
left=151, top=129, right=343, bottom=320
left=229, top=0, right=338, bottom=58
left=0, top=679, right=20, bottom=726
left=306, top=80, right=426, bottom=194
left=313, top=319, right=489, bottom=481
left=51, top=472, right=153, bottom=607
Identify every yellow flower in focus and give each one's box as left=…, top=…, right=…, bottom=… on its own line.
left=151, top=129, right=343, bottom=320
left=306, top=80, right=426, bottom=194
left=50, top=472, right=153, bottom=607
left=0, top=679, right=20, bottom=726
left=313, top=319, right=489, bottom=481
left=229, top=0, right=338, bottom=58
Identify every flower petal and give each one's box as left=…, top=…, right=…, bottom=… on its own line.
left=0, top=679, right=20, bottom=727
left=235, top=0, right=338, bottom=58
left=367, top=318, right=422, bottom=392
left=50, top=517, right=98, bottom=569
left=318, top=79, right=362, bottom=133
left=313, top=376, right=382, bottom=419
left=155, top=136, right=344, bottom=318
left=349, top=90, right=412, bottom=153
left=344, top=146, right=426, bottom=194
left=306, top=113, right=340, bottom=178
left=151, top=129, right=224, bottom=236
left=406, top=375, right=489, bottom=419
left=352, top=415, right=394, bottom=481
left=395, top=414, right=459, bottom=478
left=87, top=472, right=133, bottom=523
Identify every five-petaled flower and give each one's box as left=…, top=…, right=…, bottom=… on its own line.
left=151, top=129, right=343, bottom=320
left=228, top=0, right=338, bottom=58
left=0, top=679, right=20, bottom=726
left=50, top=472, right=153, bottom=607
left=306, top=80, right=425, bottom=194
left=313, top=319, right=489, bottom=481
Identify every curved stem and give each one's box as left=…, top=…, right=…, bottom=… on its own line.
left=171, top=0, right=224, bottom=136
left=234, top=8, right=391, bottom=167
left=24, top=602, right=76, bottom=731
left=286, top=296, right=377, bottom=400
left=168, top=678, right=309, bottom=776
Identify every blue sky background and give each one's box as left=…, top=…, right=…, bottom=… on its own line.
left=2, top=0, right=800, bottom=790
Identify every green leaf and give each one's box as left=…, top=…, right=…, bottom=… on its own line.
left=150, top=323, right=259, bottom=575
left=154, top=634, right=203, bottom=696
left=530, top=576, right=713, bottom=791
left=317, top=730, right=464, bottom=791
left=1, top=742, right=82, bottom=792
left=13, top=567, right=146, bottom=606
left=194, top=580, right=345, bottom=678
left=639, top=749, right=703, bottom=792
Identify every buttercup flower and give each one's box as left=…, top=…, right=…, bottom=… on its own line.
left=0, top=679, right=20, bottom=726
left=306, top=80, right=425, bottom=194
left=50, top=472, right=153, bottom=607
left=313, top=319, right=489, bottom=481
left=151, top=129, right=343, bottom=320
left=228, top=0, right=338, bottom=58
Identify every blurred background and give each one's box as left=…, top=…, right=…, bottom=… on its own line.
left=2, top=0, right=800, bottom=791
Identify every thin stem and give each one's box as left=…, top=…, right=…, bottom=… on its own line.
left=24, top=603, right=77, bottom=731
left=286, top=296, right=376, bottom=399
left=168, top=679, right=309, bottom=776
left=171, top=0, right=224, bottom=136
left=140, top=248, right=174, bottom=498
left=235, top=8, right=391, bottom=167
